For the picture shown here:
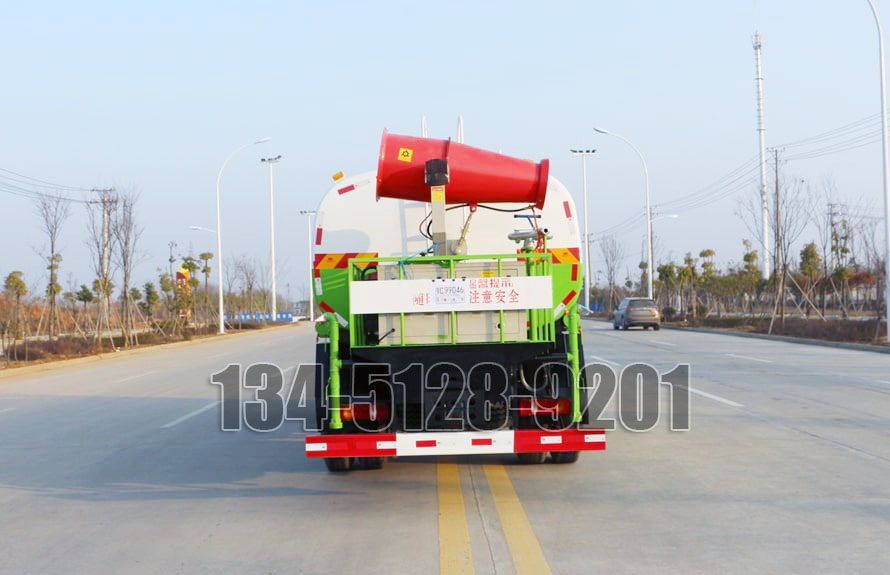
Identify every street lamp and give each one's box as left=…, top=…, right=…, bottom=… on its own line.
left=300, top=209, right=317, bottom=321
left=594, top=127, right=654, bottom=299
left=216, top=137, right=271, bottom=334
left=865, top=0, right=890, bottom=341
left=261, top=155, right=282, bottom=321
left=570, top=149, right=596, bottom=312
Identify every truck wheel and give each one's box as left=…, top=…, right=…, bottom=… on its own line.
left=324, top=457, right=354, bottom=472
left=550, top=451, right=580, bottom=464
left=613, top=322, right=619, bottom=330
left=517, top=452, right=547, bottom=464
left=653, top=324, right=661, bottom=331
left=358, top=457, right=385, bottom=470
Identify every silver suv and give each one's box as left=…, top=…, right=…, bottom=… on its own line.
left=613, top=297, right=661, bottom=330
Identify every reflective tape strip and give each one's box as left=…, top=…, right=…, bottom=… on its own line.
left=571, top=263, right=578, bottom=281
left=334, top=312, right=348, bottom=327
left=563, top=201, right=572, bottom=218
left=337, top=184, right=356, bottom=195
left=396, top=431, right=514, bottom=456
left=547, top=247, right=580, bottom=264
left=562, top=290, right=577, bottom=305
left=314, top=277, right=323, bottom=295
left=315, top=227, right=323, bottom=245
left=554, top=302, right=566, bottom=317
left=304, top=429, right=605, bottom=458
left=314, top=252, right=378, bottom=270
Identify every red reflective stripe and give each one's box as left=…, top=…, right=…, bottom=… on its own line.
left=563, top=201, right=572, bottom=218
left=304, top=433, right=397, bottom=458
left=416, top=439, right=437, bottom=448
left=319, top=301, right=334, bottom=314
left=571, top=263, right=578, bottom=281
left=338, top=184, right=356, bottom=195
left=314, top=268, right=320, bottom=278
left=513, top=429, right=606, bottom=453
left=562, top=290, right=577, bottom=305
left=315, top=227, right=323, bottom=245
left=471, top=438, right=493, bottom=446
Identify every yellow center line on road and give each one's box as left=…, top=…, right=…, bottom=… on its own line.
left=437, top=462, right=474, bottom=574
left=483, top=464, right=551, bottom=575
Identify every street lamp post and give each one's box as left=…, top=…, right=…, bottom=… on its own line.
left=865, top=0, right=890, bottom=341
left=216, top=137, right=271, bottom=334
left=570, top=149, right=596, bottom=312
left=300, top=209, right=317, bottom=322
left=594, top=128, right=654, bottom=299
left=261, top=155, right=282, bottom=321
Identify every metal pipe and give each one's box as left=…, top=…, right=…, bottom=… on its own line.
left=865, top=0, right=890, bottom=341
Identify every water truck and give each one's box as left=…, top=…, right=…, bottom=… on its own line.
left=304, top=130, right=605, bottom=471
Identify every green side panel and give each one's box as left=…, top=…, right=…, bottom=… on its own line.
left=316, top=269, right=350, bottom=317
left=550, top=261, right=583, bottom=320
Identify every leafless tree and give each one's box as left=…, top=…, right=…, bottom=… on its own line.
left=236, top=256, right=259, bottom=317
left=35, top=193, right=70, bottom=339
left=85, top=193, right=117, bottom=345
left=599, top=235, right=625, bottom=311
left=112, top=189, right=143, bottom=346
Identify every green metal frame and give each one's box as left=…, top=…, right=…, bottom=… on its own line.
left=345, top=253, right=556, bottom=349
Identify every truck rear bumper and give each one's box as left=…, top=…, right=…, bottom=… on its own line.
left=304, top=429, right=605, bottom=458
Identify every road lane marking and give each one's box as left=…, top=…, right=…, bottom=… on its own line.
left=483, top=464, right=551, bottom=575
left=682, top=386, right=744, bottom=408
left=878, top=380, right=890, bottom=385
left=651, top=340, right=676, bottom=347
left=0, top=408, right=17, bottom=415
left=113, top=370, right=160, bottom=384
left=437, top=463, right=474, bottom=574
left=161, top=401, right=218, bottom=429
left=588, top=355, right=619, bottom=366
left=725, top=353, right=772, bottom=364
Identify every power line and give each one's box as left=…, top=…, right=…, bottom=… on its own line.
left=0, top=167, right=92, bottom=192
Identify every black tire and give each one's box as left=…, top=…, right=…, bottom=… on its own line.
left=613, top=322, right=619, bottom=330
left=550, top=451, right=580, bottom=464
left=324, top=457, right=353, bottom=472
left=358, top=457, right=385, bottom=470
left=643, top=325, right=650, bottom=330
left=621, top=321, right=629, bottom=331
left=653, top=324, right=660, bottom=331
left=517, top=452, right=547, bottom=464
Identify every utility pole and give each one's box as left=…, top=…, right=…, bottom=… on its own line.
left=570, top=149, right=596, bottom=311
left=774, top=149, right=782, bottom=274
left=828, top=203, right=839, bottom=269
left=300, top=210, right=317, bottom=321
left=773, top=149, right=785, bottom=325
left=754, top=32, right=770, bottom=280
left=261, top=155, right=282, bottom=321
left=168, top=241, right=177, bottom=281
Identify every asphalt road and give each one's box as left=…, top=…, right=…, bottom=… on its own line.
left=0, top=321, right=888, bottom=574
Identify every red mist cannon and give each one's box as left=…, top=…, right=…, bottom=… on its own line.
left=376, top=131, right=550, bottom=209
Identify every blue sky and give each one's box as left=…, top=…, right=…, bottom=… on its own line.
left=0, top=0, right=886, bottom=298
